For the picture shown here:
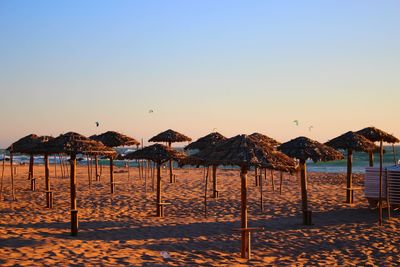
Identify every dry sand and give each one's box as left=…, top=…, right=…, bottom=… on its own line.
left=0, top=163, right=399, bottom=266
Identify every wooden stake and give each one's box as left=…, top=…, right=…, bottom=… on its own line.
left=346, top=149, right=354, bottom=204
left=70, top=154, right=78, bottom=236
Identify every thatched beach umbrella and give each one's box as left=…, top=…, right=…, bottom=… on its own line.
left=278, top=136, right=344, bottom=225
left=249, top=133, right=281, bottom=187
left=124, top=144, right=186, bottom=217
left=356, top=127, right=399, bottom=225
left=90, top=131, right=140, bottom=187
left=325, top=131, right=376, bottom=204
left=185, top=132, right=227, bottom=198
left=40, top=132, right=116, bottom=236
left=149, top=129, right=191, bottom=183
left=7, top=134, right=53, bottom=194
left=194, top=134, right=296, bottom=259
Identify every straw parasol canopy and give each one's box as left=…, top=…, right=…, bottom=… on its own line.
left=149, top=129, right=191, bottom=183
left=7, top=134, right=53, bottom=154
left=195, top=134, right=296, bottom=259
left=278, top=136, right=343, bottom=225
left=325, top=131, right=376, bottom=205
left=325, top=131, right=377, bottom=152
left=249, top=132, right=281, bottom=148
left=279, top=136, right=344, bottom=163
left=90, top=131, right=140, bottom=148
left=149, top=129, right=192, bottom=144
left=356, top=127, right=399, bottom=144
left=123, top=144, right=186, bottom=217
left=184, top=132, right=226, bottom=151
left=41, top=132, right=116, bottom=156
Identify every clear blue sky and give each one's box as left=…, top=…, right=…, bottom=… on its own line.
left=1, top=1, right=399, bottom=147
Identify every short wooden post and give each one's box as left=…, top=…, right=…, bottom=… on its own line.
left=110, top=157, right=114, bottom=194
left=240, top=166, right=250, bottom=259
left=300, top=160, right=311, bottom=225
left=346, top=149, right=354, bottom=204
left=70, top=154, right=78, bottom=236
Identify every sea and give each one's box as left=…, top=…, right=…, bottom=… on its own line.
left=0, top=146, right=399, bottom=174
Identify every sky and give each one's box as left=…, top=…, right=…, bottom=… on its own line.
left=0, top=1, right=399, bottom=147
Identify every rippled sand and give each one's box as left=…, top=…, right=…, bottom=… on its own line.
left=0, top=163, right=398, bottom=266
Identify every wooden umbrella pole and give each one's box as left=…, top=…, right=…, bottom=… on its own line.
left=368, top=151, right=374, bottom=167
left=99, top=162, right=103, bottom=181
left=254, top=167, right=258, bottom=187
left=385, top=168, right=391, bottom=220
left=271, top=170, right=275, bottom=191
left=94, top=155, right=99, bottom=181
left=59, top=155, right=64, bottom=179
left=204, top=165, right=209, bottom=218
left=10, top=153, right=15, bottom=201
left=240, top=166, right=250, bottom=259
left=87, top=155, right=91, bottom=188
left=44, top=154, right=52, bottom=208
left=346, top=149, right=354, bottom=204
left=89, top=155, right=93, bottom=182
left=300, top=160, right=311, bottom=225
left=212, top=165, right=218, bottom=198
left=144, top=160, right=147, bottom=193
left=53, top=155, right=58, bottom=179
left=137, top=159, right=141, bottom=180
left=29, top=155, right=35, bottom=191
left=127, top=160, right=130, bottom=180
left=393, top=144, right=397, bottom=165
left=151, top=161, right=155, bottom=192
left=70, top=154, right=78, bottom=236
left=28, top=155, right=34, bottom=180
left=378, top=140, right=383, bottom=226
left=110, top=157, right=114, bottom=194
left=156, top=162, right=162, bottom=217
left=259, top=168, right=263, bottom=212
left=0, top=154, right=5, bottom=201
left=279, top=172, right=283, bottom=195
left=168, top=141, right=173, bottom=183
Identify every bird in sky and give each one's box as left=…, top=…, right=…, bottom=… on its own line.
left=95, top=122, right=99, bottom=127
left=293, top=120, right=299, bottom=126
left=149, top=109, right=154, bottom=113
left=309, top=126, right=314, bottom=131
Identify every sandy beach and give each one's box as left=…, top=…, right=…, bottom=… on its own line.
left=0, top=163, right=398, bottom=266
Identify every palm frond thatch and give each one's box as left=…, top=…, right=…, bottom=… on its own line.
left=90, top=131, right=140, bottom=147
left=186, top=134, right=296, bottom=172
left=278, top=136, right=344, bottom=162
left=184, top=132, right=226, bottom=151
left=123, top=144, right=186, bottom=163
left=325, top=131, right=377, bottom=152
left=356, top=127, right=399, bottom=143
left=249, top=132, right=281, bottom=148
left=38, top=132, right=117, bottom=156
left=7, top=134, right=53, bottom=154
left=149, top=129, right=192, bottom=143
